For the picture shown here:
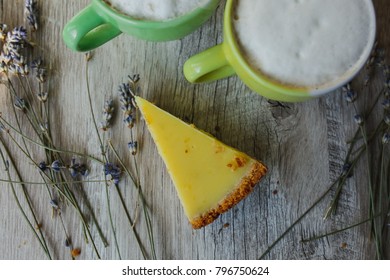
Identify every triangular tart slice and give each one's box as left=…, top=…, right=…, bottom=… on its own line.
left=135, top=96, right=267, bottom=229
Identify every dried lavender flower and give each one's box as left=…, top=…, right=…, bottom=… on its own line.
left=0, top=60, right=8, bottom=73
left=69, top=158, right=88, bottom=178
left=25, top=0, right=39, bottom=31
left=30, top=58, right=42, bottom=69
left=385, top=114, right=390, bottom=126
left=0, top=23, right=7, bottom=41
left=128, top=74, right=140, bottom=84
left=8, top=62, right=29, bottom=76
left=14, top=97, right=27, bottom=111
left=118, top=76, right=139, bottom=130
left=382, top=132, right=390, bottom=144
left=38, top=161, right=47, bottom=172
left=341, top=163, right=353, bottom=178
left=104, top=163, right=121, bottom=185
left=49, top=199, right=59, bottom=210
left=31, top=58, right=47, bottom=83
left=1, top=52, right=12, bottom=64
left=385, top=79, right=390, bottom=89
left=65, top=238, right=71, bottom=248
left=1, top=26, right=29, bottom=76
left=354, top=114, right=364, bottom=126
left=100, top=120, right=110, bottom=132
left=5, top=26, right=27, bottom=49
left=342, top=84, right=357, bottom=103
left=128, top=141, right=138, bottom=155
left=118, top=83, right=135, bottom=114
left=363, top=74, right=370, bottom=87
left=100, top=99, right=114, bottom=131
left=123, top=114, right=135, bottom=129
left=36, top=91, right=48, bottom=102
left=51, top=160, right=62, bottom=173
left=85, top=52, right=93, bottom=61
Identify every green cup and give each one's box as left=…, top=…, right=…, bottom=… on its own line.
left=183, top=0, right=376, bottom=102
left=63, top=0, right=220, bottom=52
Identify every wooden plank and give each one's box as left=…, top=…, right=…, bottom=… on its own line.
left=0, top=0, right=388, bottom=260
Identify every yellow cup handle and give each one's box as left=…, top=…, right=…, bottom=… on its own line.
left=183, top=44, right=236, bottom=83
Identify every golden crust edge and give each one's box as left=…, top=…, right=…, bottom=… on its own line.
left=190, top=161, right=268, bottom=229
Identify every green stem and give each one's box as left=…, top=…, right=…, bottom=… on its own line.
left=0, top=117, right=103, bottom=164
left=2, top=128, right=102, bottom=258
left=108, top=141, right=153, bottom=260
left=0, top=178, right=106, bottom=185
left=17, top=75, right=39, bottom=119
left=259, top=148, right=360, bottom=259
left=0, top=144, right=52, bottom=259
left=85, top=61, right=121, bottom=258
left=130, top=128, right=156, bottom=260
left=259, top=184, right=334, bottom=259
left=359, top=124, right=381, bottom=259
left=301, top=212, right=384, bottom=243
left=323, top=121, right=380, bottom=219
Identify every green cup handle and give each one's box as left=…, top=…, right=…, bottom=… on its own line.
left=63, top=4, right=122, bottom=52
left=183, top=44, right=236, bottom=83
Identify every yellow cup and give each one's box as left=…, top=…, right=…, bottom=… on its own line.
left=183, top=0, right=376, bottom=102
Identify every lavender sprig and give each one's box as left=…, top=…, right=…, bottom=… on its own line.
left=0, top=140, right=52, bottom=259
left=104, top=162, right=121, bottom=185
left=118, top=81, right=136, bottom=129
left=31, top=58, right=47, bottom=83
left=1, top=22, right=106, bottom=259
left=25, top=0, right=39, bottom=31
left=100, top=99, right=114, bottom=131
left=1, top=26, right=29, bottom=76
left=261, top=44, right=390, bottom=260
left=118, top=75, right=140, bottom=156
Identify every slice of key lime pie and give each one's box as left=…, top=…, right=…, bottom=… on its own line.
left=135, top=96, right=267, bottom=229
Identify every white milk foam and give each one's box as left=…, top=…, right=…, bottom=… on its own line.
left=106, top=0, right=211, bottom=21
left=233, top=0, right=375, bottom=89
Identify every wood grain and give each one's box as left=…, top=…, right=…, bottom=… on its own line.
left=0, top=0, right=389, bottom=260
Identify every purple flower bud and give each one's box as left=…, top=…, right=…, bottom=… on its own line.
left=382, top=133, right=390, bottom=144
left=51, top=160, right=61, bottom=172
left=384, top=114, right=390, bottom=126
left=128, top=141, right=138, bottom=155
left=38, top=161, right=47, bottom=172
left=104, top=163, right=121, bottom=185
left=354, top=114, right=364, bottom=126
left=50, top=199, right=59, bottom=210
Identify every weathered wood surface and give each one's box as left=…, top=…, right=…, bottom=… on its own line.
left=0, top=0, right=389, bottom=260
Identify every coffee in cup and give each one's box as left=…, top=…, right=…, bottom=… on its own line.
left=233, top=0, right=376, bottom=91
left=183, top=0, right=376, bottom=102
left=104, top=0, right=212, bottom=21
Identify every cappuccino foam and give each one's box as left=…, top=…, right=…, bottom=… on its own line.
left=106, top=0, right=211, bottom=21
left=233, top=0, right=375, bottom=89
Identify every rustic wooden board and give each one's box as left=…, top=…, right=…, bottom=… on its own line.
left=0, top=0, right=389, bottom=260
